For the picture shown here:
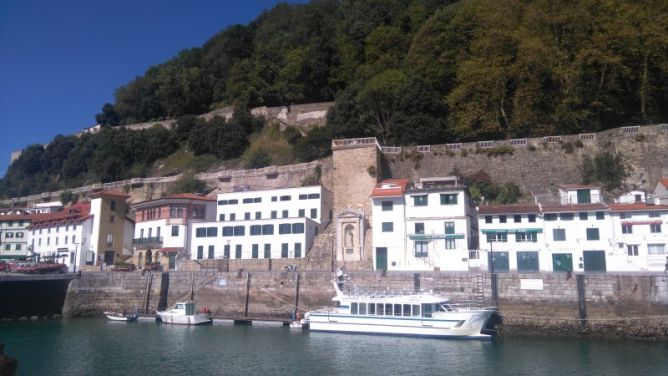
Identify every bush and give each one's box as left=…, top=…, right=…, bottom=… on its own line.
left=486, top=146, right=514, bottom=157
left=169, top=175, right=207, bottom=194
left=245, top=149, right=272, bottom=169
left=561, top=142, right=574, bottom=153
left=581, top=152, right=626, bottom=190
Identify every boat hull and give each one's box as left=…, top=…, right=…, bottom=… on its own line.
left=157, top=312, right=212, bottom=326
left=105, top=313, right=137, bottom=322
left=307, top=310, right=494, bottom=339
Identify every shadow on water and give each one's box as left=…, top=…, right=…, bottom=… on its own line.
left=0, top=279, right=71, bottom=318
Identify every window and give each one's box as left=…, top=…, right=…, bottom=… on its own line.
left=16, top=232, right=24, bottom=238
left=620, top=213, right=631, bottom=219
left=15, top=244, right=21, bottom=251
left=279, top=223, right=292, bottom=234
left=528, top=214, right=536, bottom=223
left=649, top=211, right=660, bottom=218
left=445, top=238, right=455, bottom=249
left=206, top=227, right=218, bottom=237
left=381, top=201, right=393, bottom=211
left=517, top=251, right=539, bottom=272
left=282, top=210, right=289, bottom=218
left=650, top=224, right=662, bottom=233
left=515, top=232, right=537, bottom=243
left=310, top=208, right=317, bottom=219
left=281, top=243, right=289, bottom=258
left=228, top=200, right=238, bottom=205
left=250, top=225, right=262, bottom=236
left=622, top=224, right=633, bottom=234
left=255, top=212, right=261, bottom=219
left=197, top=246, right=203, bottom=259
left=292, top=223, right=305, bottom=234
left=222, top=226, right=234, bottom=237
left=110, top=201, right=116, bottom=211
left=271, top=211, right=277, bottom=219
left=262, top=224, right=274, bottom=235
left=560, top=213, right=574, bottom=221
left=107, top=234, right=114, bottom=246
left=308, top=193, right=320, bottom=199
left=544, top=214, right=557, bottom=221
left=230, top=213, right=236, bottom=221
left=271, top=196, right=277, bottom=202
left=298, top=209, right=305, bottom=217
left=171, top=226, right=179, bottom=237
left=224, top=245, right=230, bottom=259
left=219, top=214, right=225, bottom=221
left=235, top=245, right=242, bottom=259
left=294, top=243, right=302, bottom=258
left=252, top=244, right=259, bottom=259
left=586, top=228, right=600, bottom=241
left=280, top=195, right=291, bottom=201
left=513, top=215, right=521, bottom=223
left=486, top=232, right=507, bottom=243
left=264, top=244, right=271, bottom=259
left=579, top=212, right=588, bottom=220
left=440, top=194, right=458, bottom=205
left=499, top=215, right=507, bottom=223
left=553, top=229, right=566, bottom=241
left=233, top=226, right=245, bottom=236
left=4, top=244, right=10, bottom=251
left=254, top=198, right=262, bottom=203
left=170, top=207, right=184, bottom=218
left=242, top=198, right=253, bottom=204
left=5, top=233, right=13, bottom=238
left=415, top=223, right=425, bottom=234
left=208, top=246, right=214, bottom=259
left=596, top=211, right=605, bottom=220
left=627, top=245, right=639, bottom=256
left=218, top=200, right=228, bottom=206
left=485, top=216, right=492, bottom=224
left=444, top=222, right=455, bottom=235
left=110, top=215, right=115, bottom=223
left=413, top=195, right=428, bottom=206
left=299, top=194, right=308, bottom=200
left=244, top=212, right=251, bottom=220
left=648, top=244, right=665, bottom=255
left=414, top=241, right=428, bottom=257
left=382, top=222, right=393, bottom=232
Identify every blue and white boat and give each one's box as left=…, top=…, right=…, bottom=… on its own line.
left=305, top=280, right=496, bottom=339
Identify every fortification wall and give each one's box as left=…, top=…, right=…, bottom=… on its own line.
left=61, top=271, right=668, bottom=339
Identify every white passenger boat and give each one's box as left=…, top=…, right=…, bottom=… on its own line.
left=157, top=301, right=212, bottom=326
left=104, top=311, right=137, bottom=322
left=306, top=280, right=496, bottom=339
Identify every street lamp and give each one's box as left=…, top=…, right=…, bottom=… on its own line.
left=73, top=242, right=79, bottom=274
left=488, top=232, right=495, bottom=274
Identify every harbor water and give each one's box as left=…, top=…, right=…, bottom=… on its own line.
left=1, top=318, right=667, bottom=375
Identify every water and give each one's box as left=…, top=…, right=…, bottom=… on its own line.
left=1, top=319, right=667, bottom=376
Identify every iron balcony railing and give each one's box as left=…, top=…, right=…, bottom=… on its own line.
left=132, top=236, right=163, bottom=246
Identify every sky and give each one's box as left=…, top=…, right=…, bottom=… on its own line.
left=0, top=0, right=298, bottom=177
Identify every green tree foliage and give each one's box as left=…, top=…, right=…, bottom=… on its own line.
left=95, top=103, right=120, bottom=126
left=245, top=149, right=272, bottom=169
left=168, top=175, right=207, bottom=195
left=581, top=151, right=626, bottom=191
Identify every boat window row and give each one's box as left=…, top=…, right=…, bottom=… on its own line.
left=349, top=302, right=452, bottom=317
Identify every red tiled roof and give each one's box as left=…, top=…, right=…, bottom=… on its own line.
left=89, top=190, right=129, bottom=199
left=163, top=193, right=216, bottom=201
left=0, top=213, right=37, bottom=221
left=559, top=184, right=600, bottom=190
left=609, top=203, right=668, bottom=212
left=371, top=179, right=409, bottom=198
left=541, top=203, right=608, bottom=213
left=159, top=247, right=182, bottom=253
left=28, top=202, right=92, bottom=228
left=659, top=178, right=668, bottom=189
left=478, top=204, right=540, bottom=215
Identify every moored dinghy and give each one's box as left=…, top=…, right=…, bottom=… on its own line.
left=157, top=301, right=212, bottom=325
left=104, top=311, right=138, bottom=322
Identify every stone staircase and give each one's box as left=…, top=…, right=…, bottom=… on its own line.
left=306, top=223, right=336, bottom=271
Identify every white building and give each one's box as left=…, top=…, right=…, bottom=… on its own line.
left=29, top=191, right=133, bottom=271
left=190, top=185, right=332, bottom=261
left=652, top=178, right=668, bottom=205
left=477, top=204, right=543, bottom=272
left=608, top=202, right=668, bottom=271
left=131, top=193, right=217, bottom=270
left=371, top=177, right=477, bottom=271
left=0, top=213, right=33, bottom=260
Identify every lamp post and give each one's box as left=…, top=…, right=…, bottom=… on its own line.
left=488, top=232, right=498, bottom=307
left=488, top=233, right=495, bottom=273
left=73, top=242, right=79, bottom=274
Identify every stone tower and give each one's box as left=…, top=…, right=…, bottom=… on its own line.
left=331, top=138, right=381, bottom=270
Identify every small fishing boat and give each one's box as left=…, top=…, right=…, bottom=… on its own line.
left=104, top=311, right=138, bottom=322
left=157, top=301, right=212, bottom=325
left=306, top=280, right=496, bottom=339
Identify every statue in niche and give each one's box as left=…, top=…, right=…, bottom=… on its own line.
left=345, top=225, right=354, bottom=248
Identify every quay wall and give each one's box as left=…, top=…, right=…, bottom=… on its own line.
left=60, top=271, right=668, bottom=340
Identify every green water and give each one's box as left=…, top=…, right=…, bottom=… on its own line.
left=1, top=319, right=667, bottom=376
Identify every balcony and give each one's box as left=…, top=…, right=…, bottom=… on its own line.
left=414, top=251, right=429, bottom=258
left=408, top=233, right=465, bottom=240
left=132, top=237, right=163, bottom=247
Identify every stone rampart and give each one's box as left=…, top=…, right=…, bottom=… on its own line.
left=61, top=271, right=668, bottom=339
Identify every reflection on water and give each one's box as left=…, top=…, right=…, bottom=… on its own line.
left=1, top=319, right=667, bottom=376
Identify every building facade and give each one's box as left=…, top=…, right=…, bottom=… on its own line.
left=0, top=213, right=33, bottom=260
left=190, top=186, right=332, bottom=261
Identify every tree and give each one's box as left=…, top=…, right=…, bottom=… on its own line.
left=95, top=103, right=120, bottom=126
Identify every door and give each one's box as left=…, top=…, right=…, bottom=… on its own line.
left=576, top=189, right=591, bottom=204
left=104, top=251, right=115, bottom=265
left=583, top=250, right=606, bottom=272
left=168, top=253, right=176, bottom=270
left=375, top=247, right=387, bottom=271
left=489, top=251, right=509, bottom=272
left=552, top=253, right=573, bottom=272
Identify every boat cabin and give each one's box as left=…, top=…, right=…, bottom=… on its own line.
left=348, top=300, right=453, bottom=318
left=173, top=301, right=196, bottom=315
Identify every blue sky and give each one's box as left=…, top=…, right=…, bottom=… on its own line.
left=0, top=0, right=296, bottom=177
